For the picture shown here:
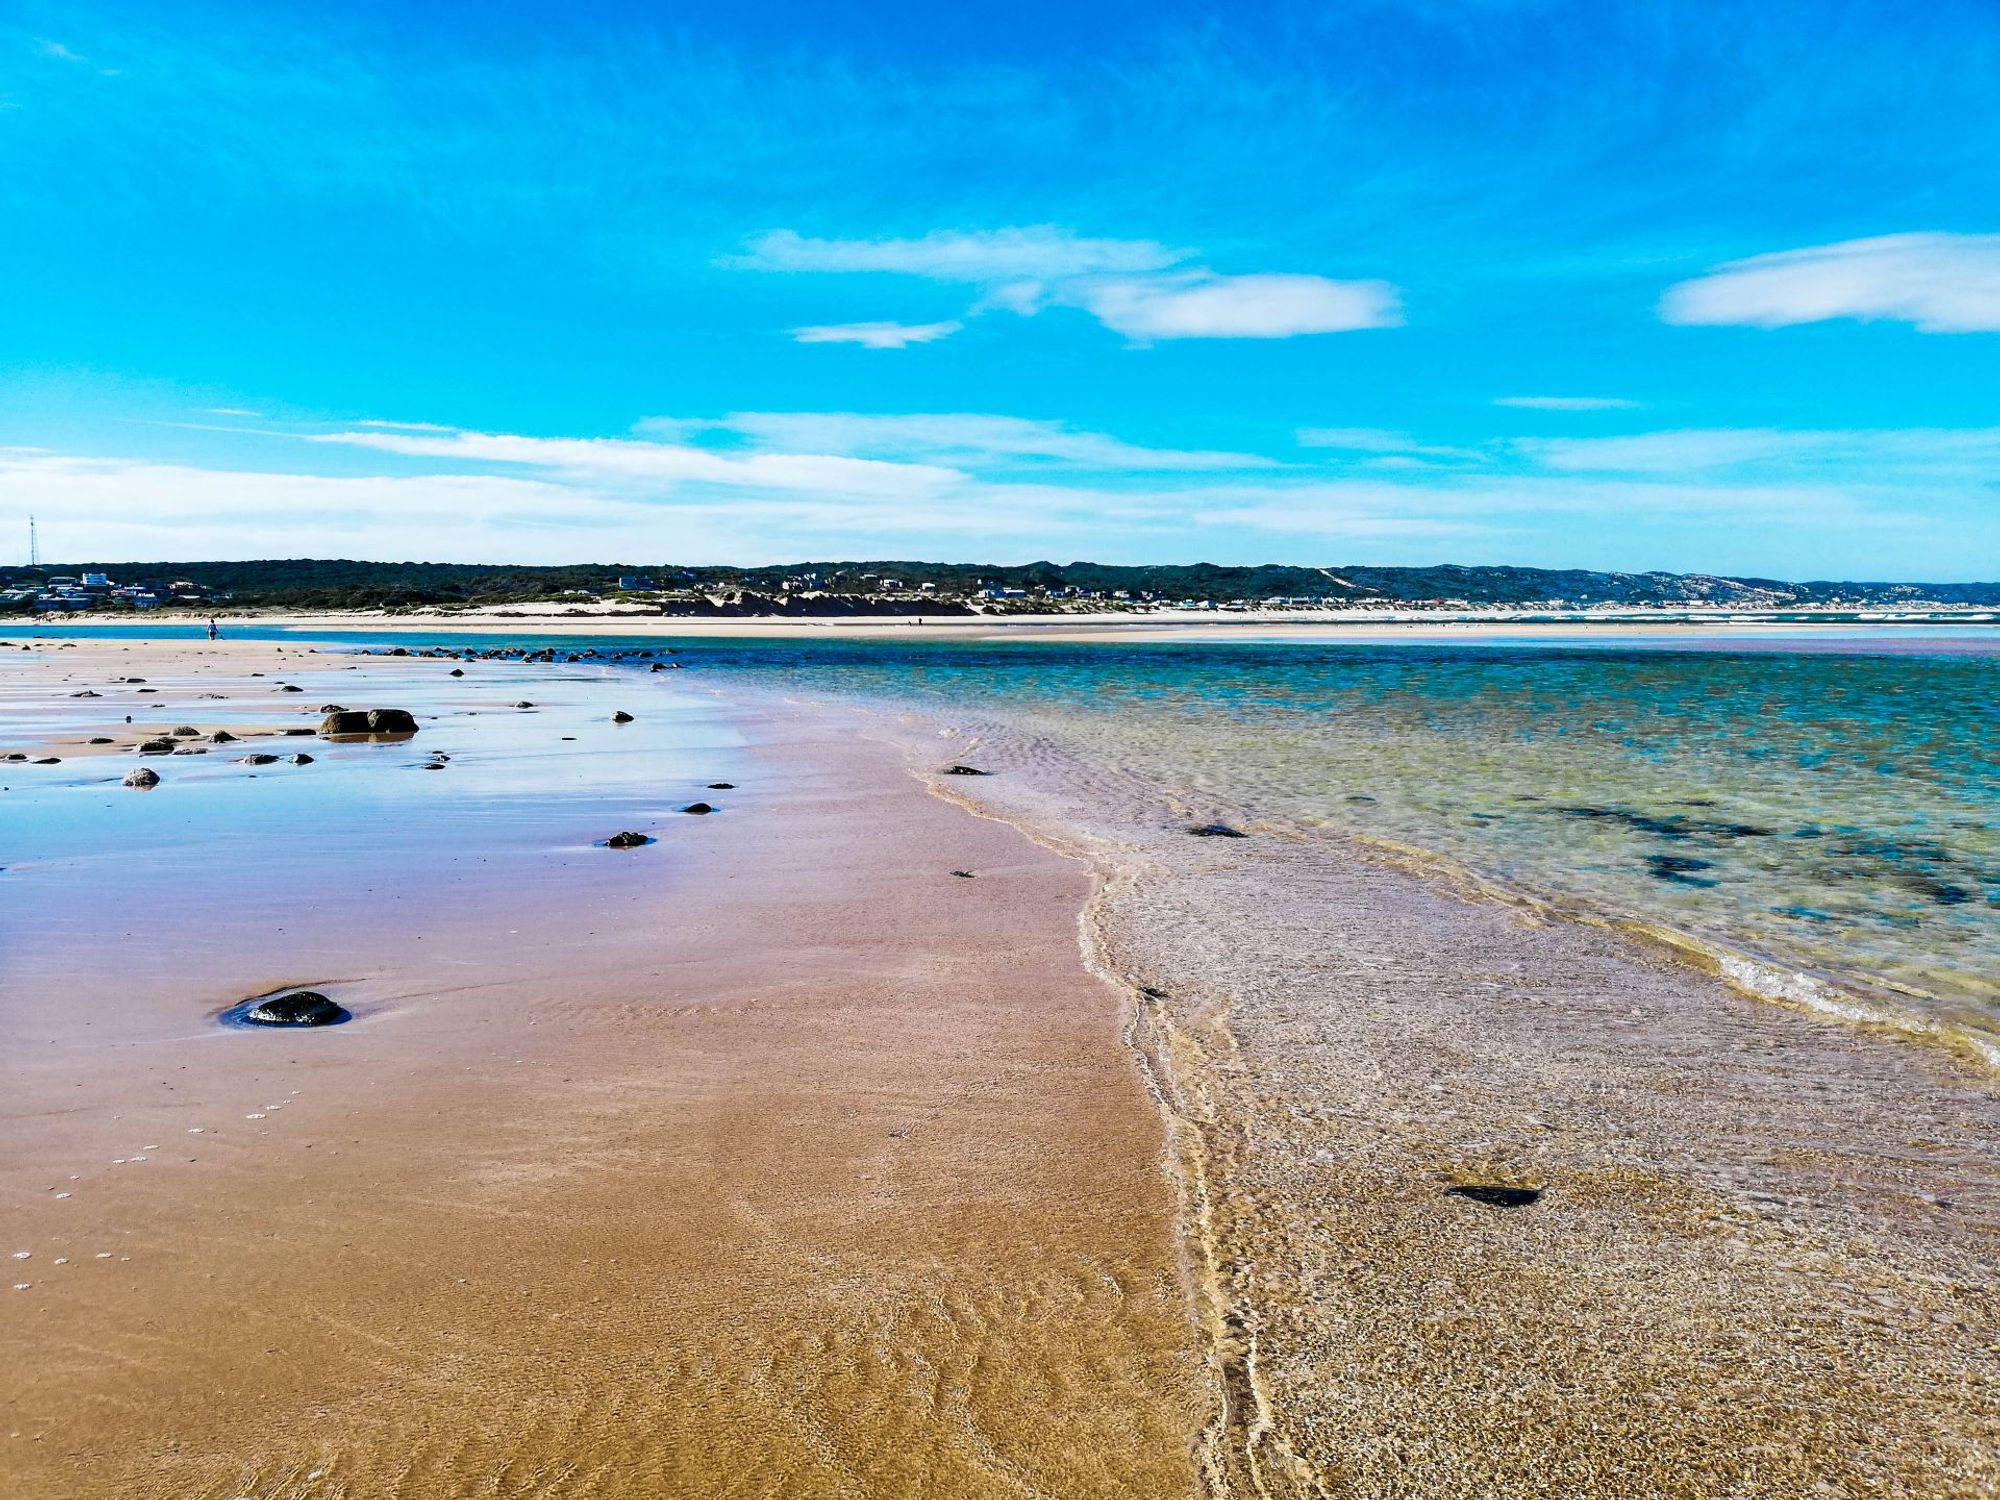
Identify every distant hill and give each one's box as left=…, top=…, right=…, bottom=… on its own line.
left=8, top=557, right=1999, bottom=610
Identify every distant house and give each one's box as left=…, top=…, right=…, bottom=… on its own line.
left=616, top=575, right=656, bottom=591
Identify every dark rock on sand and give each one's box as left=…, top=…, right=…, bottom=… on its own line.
left=1446, top=1184, right=1543, bottom=1209
left=280, top=684, right=304, bottom=693
left=208, top=730, right=238, bottom=743
left=612, top=711, right=635, bottom=723
left=244, top=990, right=348, bottom=1026
left=707, top=782, right=734, bottom=789
left=320, top=708, right=419, bottom=736
left=289, top=753, right=315, bottom=765
left=172, top=725, right=200, bottom=737
left=514, top=701, right=535, bottom=709
left=950, top=870, right=976, bottom=879
left=70, top=690, right=100, bottom=698
left=88, top=737, right=116, bottom=745
left=681, top=802, right=715, bottom=815
left=1189, top=823, right=1247, bottom=838
left=942, top=765, right=988, bottom=776
left=123, top=767, right=160, bottom=788
left=604, top=831, right=652, bottom=848
left=280, top=728, right=316, bottom=737
left=137, top=738, right=177, bottom=754
left=449, top=668, right=464, bottom=676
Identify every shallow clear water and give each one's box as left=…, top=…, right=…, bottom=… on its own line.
left=18, top=625, right=2000, bottom=1033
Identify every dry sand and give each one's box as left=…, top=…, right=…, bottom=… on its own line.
left=0, top=640, right=1204, bottom=1498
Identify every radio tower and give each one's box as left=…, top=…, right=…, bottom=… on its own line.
left=28, top=513, right=38, bottom=568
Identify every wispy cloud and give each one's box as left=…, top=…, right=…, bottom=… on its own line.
left=730, top=227, right=1181, bottom=281
left=639, top=412, right=1275, bottom=470
left=1494, top=395, right=1640, bottom=411
left=1522, top=426, right=2000, bottom=477
left=791, top=319, right=963, bottom=349
left=731, top=225, right=1400, bottom=343
left=1660, top=233, right=2000, bottom=333
left=1082, top=273, right=1399, bottom=340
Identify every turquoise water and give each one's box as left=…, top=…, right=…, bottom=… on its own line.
left=17, top=625, right=2000, bottom=1040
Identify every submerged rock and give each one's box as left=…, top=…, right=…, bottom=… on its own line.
left=136, top=738, right=176, bottom=755
left=680, top=802, right=715, bottom=815
left=241, top=753, right=280, bottom=766
left=289, top=753, right=315, bottom=765
left=208, top=730, right=238, bottom=743
left=122, top=767, right=160, bottom=789
left=1445, top=1184, right=1543, bottom=1209
left=243, top=990, right=347, bottom=1026
left=604, top=830, right=652, bottom=848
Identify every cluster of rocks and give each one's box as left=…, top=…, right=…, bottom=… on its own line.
left=362, top=644, right=682, bottom=667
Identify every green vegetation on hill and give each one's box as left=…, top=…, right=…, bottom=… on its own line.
left=6, top=557, right=1998, bottom=611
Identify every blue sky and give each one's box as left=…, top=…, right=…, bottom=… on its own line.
left=3, top=0, right=1998, bottom=577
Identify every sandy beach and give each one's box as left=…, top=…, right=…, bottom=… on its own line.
left=4, top=632, right=1997, bottom=1498
left=0, top=639, right=1202, bottom=1497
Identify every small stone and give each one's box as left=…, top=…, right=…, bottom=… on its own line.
left=123, top=768, right=160, bottom=789
left=208, top=730, right=238, bottom=743
left=241, top=754, right=280, bottom=766
left=289, top=753, right=314, bottom=765
left=242, top=990, right=347, bottom=1027
left=612, top=711, right=634, bottom=723
left=1445, top=1185, right=1543, bottom=1209
left=942, top=765, right=987, bottom=776
left=604, top=831, right=652, bottom=849
left=707, top=782, right=734, bottom=789
left=680, top=802, right=714, bottom=815
left=1188, top=824, right=1247, bottom=838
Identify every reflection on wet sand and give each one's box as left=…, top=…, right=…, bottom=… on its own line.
left=0, top=641, right=1202, bottom=1498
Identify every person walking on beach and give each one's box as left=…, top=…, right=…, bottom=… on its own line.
left=206, top=617, right=219, bottom=641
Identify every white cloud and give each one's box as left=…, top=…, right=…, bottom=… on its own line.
left=790, top=319, right=962, bottom=349
left=1523, top=426, right=2000, bottom=476
left=311, top=426, right=964, bottom=498
left=732, top=225, right=1400, bottom=343
left=639, top=412, right=1274, bottom=470
left=1660, top=233, right=2000, bottom=333
left=1494, top=396, right=1640, bottom=411
left=728, top=227, right=1181, bottom=281
left=1080, top=273, right=1400, bottom=340
left=204, top=407, right=261, bottom=417
left=35, top=39, right=85, bottom=62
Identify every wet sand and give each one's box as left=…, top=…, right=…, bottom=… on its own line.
left=9, top=635, right=1999, bottom=1499
left=0, top=641, right=1203, bottom=1497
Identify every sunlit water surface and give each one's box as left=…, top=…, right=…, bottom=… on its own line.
left=24, top=625, right=2000, bottom=1039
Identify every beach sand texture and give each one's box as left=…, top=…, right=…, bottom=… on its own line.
left=0, top=641, right=1202, bottom=1498
left=4, top=635, right=1997, bottom=1498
